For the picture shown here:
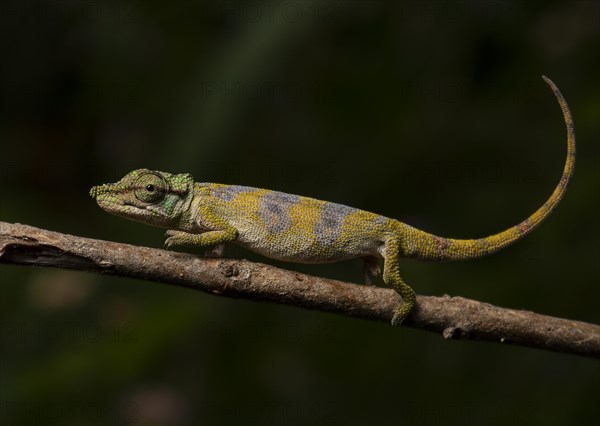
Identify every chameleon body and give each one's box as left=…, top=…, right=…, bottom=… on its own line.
left=90, top=76, right=575, bottom=325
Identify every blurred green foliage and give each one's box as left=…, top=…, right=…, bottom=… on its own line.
left=1, top=1, right=598, bottom=425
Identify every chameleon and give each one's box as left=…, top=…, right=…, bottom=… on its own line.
left=90, top=76, right=575, bottom=326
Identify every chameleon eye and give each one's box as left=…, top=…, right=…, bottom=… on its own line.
left=134, top=173, right=167, bottom=203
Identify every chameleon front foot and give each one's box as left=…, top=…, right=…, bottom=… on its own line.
left=164, top=230, right=194, bottom=248
left=164, top=228, right=238, bottom=250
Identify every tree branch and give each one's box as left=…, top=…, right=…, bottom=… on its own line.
left=1, top=221, right=598, bottom=358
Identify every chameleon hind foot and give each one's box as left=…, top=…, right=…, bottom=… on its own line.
left=362, top=256, right=381, bottom=286
left=381, top=238, right=416, bottom=325
left=390, top=284, right=416, bottom=326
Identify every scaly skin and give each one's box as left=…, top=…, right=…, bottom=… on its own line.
left=90, top=76, right=575, bottom=325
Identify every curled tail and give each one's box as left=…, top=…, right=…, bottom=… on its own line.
left=404, top=76, right=575, bottom=261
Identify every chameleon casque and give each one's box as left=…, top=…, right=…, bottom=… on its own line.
left=90, top=76, right=575, bottom=325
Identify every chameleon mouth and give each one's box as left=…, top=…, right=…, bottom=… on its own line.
left=89, top=186, right=100, bottom=198
left=90, top=184, right=132, bottom=207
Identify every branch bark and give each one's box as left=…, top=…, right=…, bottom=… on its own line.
left=1, top=221, right=598, bottom=358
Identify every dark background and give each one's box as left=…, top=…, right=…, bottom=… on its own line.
left=1, top=1, right=598, bottom=425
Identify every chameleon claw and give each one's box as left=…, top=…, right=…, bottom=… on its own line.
left=389, top=281, right=416, bottom=326
left=391, top=306, right=410, bottom=326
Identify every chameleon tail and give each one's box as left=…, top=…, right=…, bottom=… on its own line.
left=405, top=76, right=576, bottom=261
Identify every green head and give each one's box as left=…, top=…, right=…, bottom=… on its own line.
left=90, top=169, right=194, bottom=228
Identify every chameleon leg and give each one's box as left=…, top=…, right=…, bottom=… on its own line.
left=363, top=256, right=381, bottom=286
left=381, top=238, right=416, bottom=326
left=164, top=228, right=237, bottom=249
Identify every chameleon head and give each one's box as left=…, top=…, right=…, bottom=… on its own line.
left=90, top=169, right=194, bottom=228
